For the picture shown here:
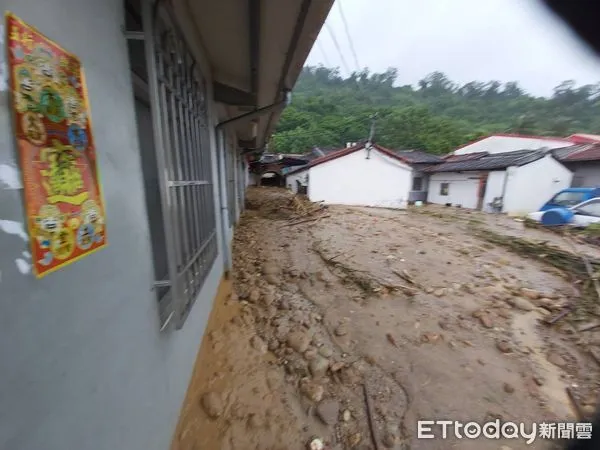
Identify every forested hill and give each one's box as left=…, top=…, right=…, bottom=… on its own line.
left=271, top=66, right=600, bottom=155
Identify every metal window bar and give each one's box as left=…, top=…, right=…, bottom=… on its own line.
left=225, top=142, right=236, bottom=226
left=143, top=0, right=217, bottom=329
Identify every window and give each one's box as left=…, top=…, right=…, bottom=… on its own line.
left=412, top=176, right=423, bottom=191
left=574, top=200, right=600, bottom=217
left=127, top=0, right=218, bottom=329
left=549, top=191, right=586, bottom=208
left=440, top=182, right=449, bottom=196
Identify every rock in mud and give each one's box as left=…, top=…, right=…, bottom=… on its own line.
left=201, top=392, right=223, bottom=419
left=348, top=433, right=362, bottom=447
left=251, top=336, right=268, bottom=354
left=520, top=288, right=541, bottom=300
left=330, top=361, right=345, bottom=372
left=382, top=432, right=397, bottom=448
left=503, top=383, right=515, bottom=394
left=479, top=314, right=494, bottom=328
left=509, top=297, right=535, bottom=311
left=335, top=323, right=349, bottom=336
left=249, top=288, right=260, bottom=303
left=310, top=356, right=330, bottom=378
left=268, top=338, right=280, bottom=351
left=319, top=346, right=333, bottom=358
left=262, top=292, right=275, bottom=306
left=496, top=340, right=512, bottom=353
left=265, top=274, right=280, bottom=285
left=497, top=308, right=512, bottom=319
left=304, top=348, right=318, bottom=361
left=287, top=330, right=311, bottom=353
left=343, top=409, right=352, bottom=422
left=316, top=399, right=340, bottom=425
left=263, top=263, right=279, bottom=275
left=434, top=289, right=445, bottom=297
left=546, top=351, right=567, bottom=368
left=300, top=381, right=325, bottom=402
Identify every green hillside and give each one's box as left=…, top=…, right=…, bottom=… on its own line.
left=271, top=66, right=600, bottom=154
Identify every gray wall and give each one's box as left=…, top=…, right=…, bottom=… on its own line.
left=564, top=161, right=600, bottom=187
left=0, top=1, right=225, bottom=449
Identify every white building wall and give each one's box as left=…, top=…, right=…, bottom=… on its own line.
left=428, top=172, right=482, bottom=209
left=286, top=169, right=309, bottom=194
left=308, top=148, right=412, bottom=208
left=454, top=136, right=574, bottom=156
left=482, top=171, right=507, bottom=212
left=503, top=155, right=573, bottom=215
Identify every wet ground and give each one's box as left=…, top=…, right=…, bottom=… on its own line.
left=171, top=188, right=600, bottom=450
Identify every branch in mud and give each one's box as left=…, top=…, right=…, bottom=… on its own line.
left=312, top=241, right=418, bottom=296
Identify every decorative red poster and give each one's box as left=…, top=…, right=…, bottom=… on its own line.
left=5, top=12, right=107, bottom=278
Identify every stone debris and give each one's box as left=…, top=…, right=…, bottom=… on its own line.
left=288, top=330, right=311, bottom=353
left=250, top=335, right=268, bottom=354
left=201, top=392, right=223, bottom=419
left=316, top=399, right=339, bottom=425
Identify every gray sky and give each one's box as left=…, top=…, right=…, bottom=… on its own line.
left=306, top=0, right=600, bottom=97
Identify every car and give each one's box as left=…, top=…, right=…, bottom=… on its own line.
left=539, top=187, right=600, bottom=212
left=528, top=197, right=600, bottom=228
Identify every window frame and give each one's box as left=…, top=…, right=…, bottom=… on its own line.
left=412, top=176, right=423, bottom=192
left=139, top=0, right=218, bottom=329
left=440, top=182, right=449, bottom=196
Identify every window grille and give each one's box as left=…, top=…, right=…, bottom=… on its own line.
left=143, top=1, right=218, bottom=328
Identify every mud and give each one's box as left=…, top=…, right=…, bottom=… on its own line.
left=172, top=188, right=600, bottom=450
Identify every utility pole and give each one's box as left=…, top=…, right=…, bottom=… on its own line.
left=366, top=113, right=377, bottom=159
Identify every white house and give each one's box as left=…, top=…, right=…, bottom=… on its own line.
left=286, top=143, right=415, bottom=208
left=454, top=133, right=575, bottom=156
left=426, top=150, right=573, bottom=215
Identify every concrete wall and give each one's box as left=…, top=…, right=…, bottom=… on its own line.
left=564, top=162, right=600, bottom=187
left=503, top=155, right=573, bottom=215
left=428, top=172, right=481, bottom=209
left=308, top=147, right=412, bottom=208
left=0, top=1, right=236, bottom=449
left=286, top=168, right=309, bottom=194
left=454, top=136, right=574, bottom=156
left=482, top=171, right=507, bottom=212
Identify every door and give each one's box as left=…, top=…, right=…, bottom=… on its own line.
left=477, top=173, right=489, bottom=210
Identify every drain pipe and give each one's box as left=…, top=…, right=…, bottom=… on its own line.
left=216, top=90, right=292, bottom=132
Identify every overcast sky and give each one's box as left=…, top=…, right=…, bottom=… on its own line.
left=306, top=0, right=600, bottom=97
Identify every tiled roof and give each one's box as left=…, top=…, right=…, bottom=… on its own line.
left=443, top=152, right=489, bottom=162
left=426, top=149, right=545, bottom=173
left=568, top=133, right=600, bottom=144
left=554, top=143, right=600, bottom=162
left=391, top=149, right=443, bottom=164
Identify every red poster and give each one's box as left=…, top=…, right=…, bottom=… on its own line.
left=5, top=12, right=107, bottom=278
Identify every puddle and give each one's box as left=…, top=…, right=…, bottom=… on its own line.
left=512, top=311, right=574, bottom=420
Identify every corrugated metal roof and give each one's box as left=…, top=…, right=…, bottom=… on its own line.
left=426, top=149, right=545, bottom=173
left=391, top=150, right=444, bottom=163
left=553, top=143, right=600, bottom=162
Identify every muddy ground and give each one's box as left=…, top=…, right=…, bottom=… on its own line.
left=172, top=188, right=600, bottom=450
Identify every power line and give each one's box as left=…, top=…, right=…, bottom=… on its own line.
left=325, top=22, right=351, bottom=75
left=317, top=40, right=331, bottom=67
left=337, top=0, right=360, bottom=71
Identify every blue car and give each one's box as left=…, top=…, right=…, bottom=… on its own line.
left=539, top=187, right=600, bottom=212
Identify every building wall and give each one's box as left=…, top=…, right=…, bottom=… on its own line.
left=563, top=162, right=600, bottom=187
left=308, top=147, right=412, bottom=208
left=428, top=172, right=482, bottom=209
left=503, top=155, right=573, bottom=214
left=481, top=170, right=507, bottom=212
left=454, top=136, right=573, bottom=156
left=0, top=2, right=235, bottom=450
left=408, top=170, right=429, bottom=202
left=286, top=169, right=309, bottom=194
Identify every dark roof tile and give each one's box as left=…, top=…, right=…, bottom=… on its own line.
left=426, top=149, right=545, bottom=173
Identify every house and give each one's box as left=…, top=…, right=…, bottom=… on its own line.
left=285, top=143, right=436, bottom=208
left=391, top=150, right=444, bottom=202
left=0, top=1, right=332, bottom=450
left=553, top=144, right=600, bottom=187
left=453, top=133, right=575, bottom=156
left=425, top=150, right=573, bottom=214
